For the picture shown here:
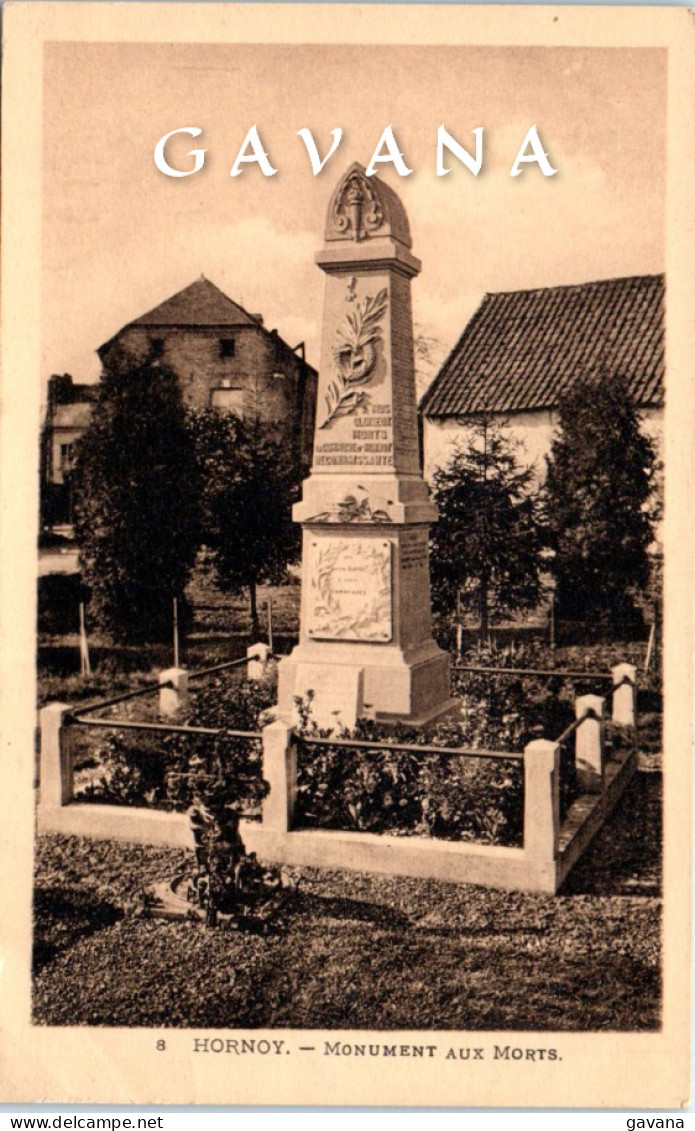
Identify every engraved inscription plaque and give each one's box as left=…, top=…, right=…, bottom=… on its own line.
left=400, top=528, right=429, bottom=572
left=307, top=538, right=392, bottom=642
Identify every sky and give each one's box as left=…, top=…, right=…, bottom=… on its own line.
left=42, top=42, right=667, bottom=385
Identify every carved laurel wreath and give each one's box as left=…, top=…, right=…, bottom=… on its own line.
left=320, top=288, right=388, bottom=429
left=312, top=542, right=391, bottom=637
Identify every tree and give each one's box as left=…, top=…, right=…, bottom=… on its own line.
left=414, top=325, right=448, bottom=402
left=543, top=367, right=656, bottom=634
left=190, top=409, right=301, bottom=638
left=72, top=344, right=200, bottom=643
left=429, top=415, right=544, bottom=643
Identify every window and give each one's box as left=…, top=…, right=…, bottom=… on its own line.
left=219, top=337, right=236, bottom=358
left=59, top=442, right=74, bottom=471
left=149, top=337, right=164, bottom=359
left=210, top=387, right=244, bottom=415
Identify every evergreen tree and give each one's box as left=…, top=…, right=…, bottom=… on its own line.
left=72, top=344, right=200, bottom=643
left=543, top=367, right=656, bottom=633
left=190, top=409, right=301, bottom=639
left=430, top=415, right=544, bottom=643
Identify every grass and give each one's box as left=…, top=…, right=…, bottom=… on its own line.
left=37, top=578, right=300, bottom=707
left=33, top=771, right=661, bottom=1031
left=38, top=590, right=659, bottom=710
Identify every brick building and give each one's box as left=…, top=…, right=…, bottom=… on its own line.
left=97, top=276, right=317, bottom=458
left=419, top=274, right=664, bottom=482
left=41, top=278, right=318, bottom=525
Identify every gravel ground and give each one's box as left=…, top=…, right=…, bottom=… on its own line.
left=33, top=771, right=661, bottom=1031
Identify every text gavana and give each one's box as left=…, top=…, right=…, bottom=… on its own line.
left=154, top=124, right=558, bottom=179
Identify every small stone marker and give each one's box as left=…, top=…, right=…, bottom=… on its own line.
left=39, top=702, right=73, bottom=808
left=292, top=662, right=365, bottom=731
left=574, top=694, right=605, bottom=793
left=611, top=662, right=637, bottom=727
left=159, top=667, right=189, bottom=717
left=247, top=642, right=271, bottom=681
left=277, top=163, right=453, bottom=728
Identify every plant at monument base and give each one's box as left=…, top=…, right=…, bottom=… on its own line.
left=190, top=409, right=301, bottom=639
left=74, top=729, right=182, bottom=809
left=448, top=643, right=578, bottom=818
left=72, top=342, right=200, bottom=643
left=543, top=367, right=656, bottom=635
left=294, top=727, right=524, bottom=846
left=429, top=414, right=545, bottom=644
left=186, top=673, right=277, bottom=733
left=168, top=754, right=270, bottom=926
left=131, top=746, right=295, bottom=931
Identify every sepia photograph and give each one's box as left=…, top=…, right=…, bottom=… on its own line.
left=0, top=1, right=692, bottom=1109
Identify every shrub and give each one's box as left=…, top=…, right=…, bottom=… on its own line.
left=75, top=677, right=275, bottom=812
left=293, top=706, right=525, bottom=847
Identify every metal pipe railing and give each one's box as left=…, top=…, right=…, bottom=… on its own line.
left=187, top=654, right=262, bottom=682
left=69, top=652, right=264, bottom=719
left=298, top=734, right=523, bottom=762
left=553, top=707, right=598, bottom=748
left=70, top=717, right=221, bottom=736
left=451, top=664, right=614, bottom=681
left=70, top=680, right=174, bottom=718
left=69, top=716, right=261, bottom=739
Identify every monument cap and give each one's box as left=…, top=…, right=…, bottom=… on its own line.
left=324, top=162, right=413, bottom=250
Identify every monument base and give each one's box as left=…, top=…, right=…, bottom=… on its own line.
left=277, top=639, right=454, bottom=731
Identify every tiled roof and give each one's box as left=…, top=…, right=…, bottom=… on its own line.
left=100, top=277, right=316, bottom=378
left=129, top=277, right=263, bottom=328
left=420, top=275, right=664, bottom=418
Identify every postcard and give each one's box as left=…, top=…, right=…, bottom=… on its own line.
left=0, top=1, right=692, bottom=1109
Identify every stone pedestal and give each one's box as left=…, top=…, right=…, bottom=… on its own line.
left=277, top=164, right=453, bottom=728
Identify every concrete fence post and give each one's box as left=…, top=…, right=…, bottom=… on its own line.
left=575, top=694, right=605, bottom=793
left=261, top=719, right=297, bottom=833
left=39, top=702, right=74, bottom=809
left=159, top=667, right=189, bottom=717
left=611, top=663, right=637, bottom=727
left=248, top=642, right=271, bottom=681
left=523, top=739, right=560, bottom=867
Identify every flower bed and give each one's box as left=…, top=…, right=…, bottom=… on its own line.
left=73, top=677, right=274, bottom=813
left=69, top=641, right=648, bottom=845
left=294, top=720, right=524, bottom=846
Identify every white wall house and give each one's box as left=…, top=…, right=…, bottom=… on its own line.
left=419, top=274, right=664, bottom=484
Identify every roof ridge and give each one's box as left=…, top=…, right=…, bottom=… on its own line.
left=481, top=272, right=664, bottom=301
left=421, top=274, right=664, bottom=419
left=127, top=277, right=262, bottom=329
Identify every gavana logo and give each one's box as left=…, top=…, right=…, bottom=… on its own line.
left=627, top=1121, right=685, bottom=1130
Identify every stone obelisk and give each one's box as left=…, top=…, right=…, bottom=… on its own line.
left=277, top=163, right=453, bottom=728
